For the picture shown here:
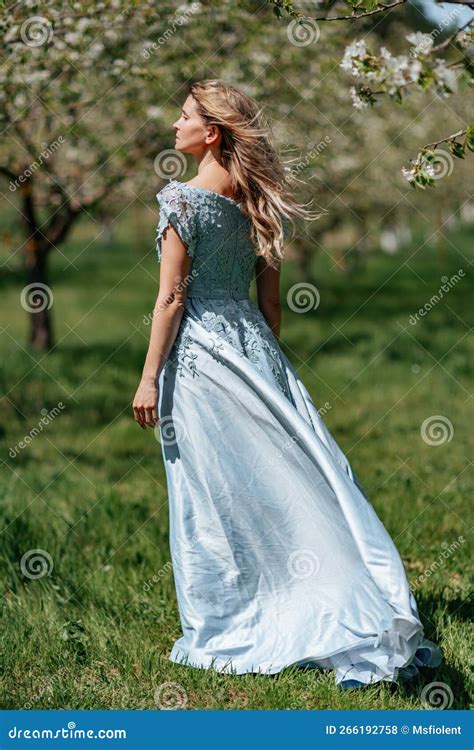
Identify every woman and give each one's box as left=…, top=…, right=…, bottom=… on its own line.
left=133, top=79, right=442, bottom=688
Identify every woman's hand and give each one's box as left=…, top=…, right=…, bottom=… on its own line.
left=133, top=376, right=159, bottom=430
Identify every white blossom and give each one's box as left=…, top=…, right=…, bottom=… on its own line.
left=380, top=46, right=393, bottom=60
left=340, top=40, right=368, bottom=76
left=433, top=59, right=458, bottom=94
left=401, top=163, right=416, bottom=181
left=350, top=86, right=369, bottom=110
left=455, top=30, right=473, bottom=50
left=22, top=70, right=51, bottom=84
left=406, top=32, right=434, bottom=56
left=64, top=32, right=81, bottom=46
left=76, top=18, right=93, bottom=32
left=89, top=42, right=105, bottom=59
left=146, top=106, right=163, bottom=119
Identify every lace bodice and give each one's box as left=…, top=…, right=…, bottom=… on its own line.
left=156, top=179, right=258, bottom=299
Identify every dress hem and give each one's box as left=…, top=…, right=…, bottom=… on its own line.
left=167, top=613, right=442, bottom=687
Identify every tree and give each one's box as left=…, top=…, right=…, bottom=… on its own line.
left=1, top=0, right=471, bottom=352
left=270, top=0, right=474, bottom=187
left=1, top=1, right=199, bottom=348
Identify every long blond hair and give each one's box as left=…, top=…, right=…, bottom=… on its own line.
left=189, top=79, right=322, bottom=268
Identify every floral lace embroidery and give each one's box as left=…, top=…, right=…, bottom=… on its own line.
left=155, top=180, right=257, bottom=297
left=155, top=183, right=198, bottom=260
left=156, top=181, right=292, bottom=402
left=162, top=303, right=293, bottom=403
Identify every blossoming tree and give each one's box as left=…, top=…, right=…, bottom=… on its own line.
left=271, top=0, right=473, bottom=188
left=1, top=0, right=471, bottom=350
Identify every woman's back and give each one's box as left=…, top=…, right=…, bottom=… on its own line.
left=155, top=178, right=291, bottom=396
left=156, top=179, right=258, bottom=301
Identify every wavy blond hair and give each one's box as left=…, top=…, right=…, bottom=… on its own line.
left=189, top=79, right=322, bottom=269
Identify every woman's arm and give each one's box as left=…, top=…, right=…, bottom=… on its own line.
left=133, top=225, right=193, bottom=430
left=256, top=256, right=282, bottom=339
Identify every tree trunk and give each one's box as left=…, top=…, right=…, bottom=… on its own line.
left=20, top=179, right=80, bottom=352
left=26, top=248, right=54, bottom=351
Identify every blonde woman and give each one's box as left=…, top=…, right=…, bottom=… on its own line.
left=132, top=79, right=441, bottom=688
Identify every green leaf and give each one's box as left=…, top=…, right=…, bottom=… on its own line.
left=448, top=140, right=465, bottom=159
left=465, top=123, right=474, bottom=152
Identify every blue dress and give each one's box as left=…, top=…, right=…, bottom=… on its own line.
left=154, top=179, right=442, bottom=687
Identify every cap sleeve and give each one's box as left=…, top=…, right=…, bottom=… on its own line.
left=155, top=182, right=198, bottom=262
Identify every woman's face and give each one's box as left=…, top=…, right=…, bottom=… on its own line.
left=173, top=95, right=218, bottom=155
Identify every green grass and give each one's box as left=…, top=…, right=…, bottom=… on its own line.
left=0, top=217, right=472, bottom=710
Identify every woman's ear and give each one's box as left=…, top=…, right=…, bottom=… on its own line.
left=206, top=123, right=221, bottom=145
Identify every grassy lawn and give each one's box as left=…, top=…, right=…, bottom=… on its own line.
left=0, top=217, right=472, bottom=710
